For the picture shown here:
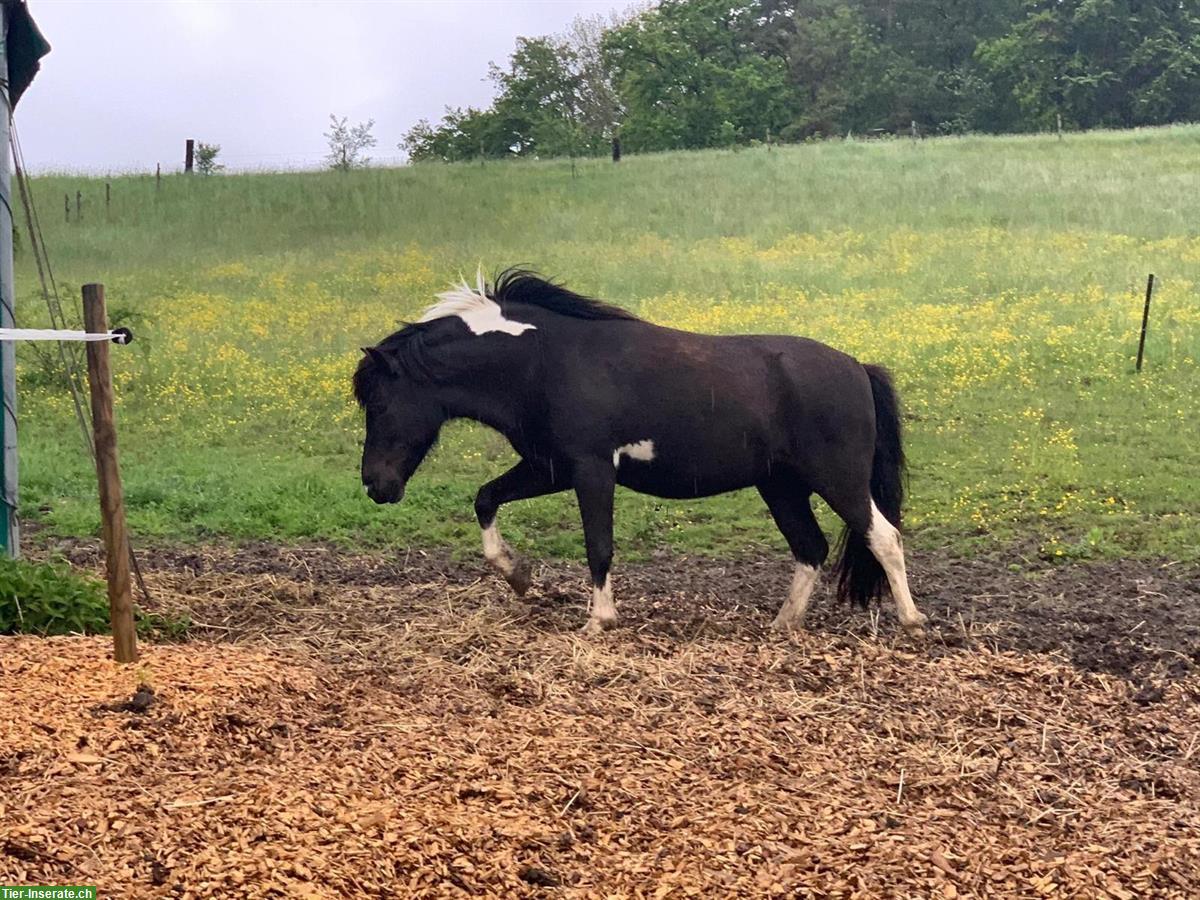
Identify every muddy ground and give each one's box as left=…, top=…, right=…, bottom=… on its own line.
left=52, top=539, right=1200, bottom=682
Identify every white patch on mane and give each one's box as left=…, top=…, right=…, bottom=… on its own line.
left=419, top=268, right=536, bottom=337
left=613, top=439, right=656, bottom=468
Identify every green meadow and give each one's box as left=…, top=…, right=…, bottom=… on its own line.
left=18, top=126, right=1200, bottom=563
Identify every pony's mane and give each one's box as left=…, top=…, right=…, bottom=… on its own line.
left=489, top=268, right=639, bottom=322
left=354, top=267, right=637, bottom=404
left=417, top=267, right=638, bottom=326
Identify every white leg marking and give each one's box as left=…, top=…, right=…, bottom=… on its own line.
left=865, top=501, right=927, bottom=631
left=771, top=563, right=818, bottom=630
left=613, top=439, right=656, bottom=469
left=481, top=521, right=515, bottom=577
left=582, top=575, right=617, bottom=635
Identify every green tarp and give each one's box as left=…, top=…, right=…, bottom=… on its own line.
left=3, top=0, right=50, bottom=109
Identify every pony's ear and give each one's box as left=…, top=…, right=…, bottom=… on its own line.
left=363, top=346, right=401, bottom=377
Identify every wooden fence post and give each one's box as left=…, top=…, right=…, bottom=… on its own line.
left=75, top=190, right=81, bottom=222
left=156, top=163, right=161, bottom=190
left=82, top=283, right=137, bottom=663
left=1136, top=274, right=1154, bottom=373
left=64, top=192, right=69, bottom=223
left=184, top=139, right=194, bottom=173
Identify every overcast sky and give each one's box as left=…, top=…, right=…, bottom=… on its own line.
left=14, top=0, right=632, bottom=173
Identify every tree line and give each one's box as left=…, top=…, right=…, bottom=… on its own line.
left=401, top=0, right=1200, bottom=161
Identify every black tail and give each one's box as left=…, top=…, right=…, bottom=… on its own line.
left=835, top=364, right=906, bottom=608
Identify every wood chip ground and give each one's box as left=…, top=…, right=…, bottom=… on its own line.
left=2, top=556, right=1199, bottom=897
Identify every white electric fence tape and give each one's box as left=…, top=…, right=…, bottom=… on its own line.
left=0, top=327, right=129, bottom=344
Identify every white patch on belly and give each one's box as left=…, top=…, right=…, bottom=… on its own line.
left=612, top=439, right=656, bottom=468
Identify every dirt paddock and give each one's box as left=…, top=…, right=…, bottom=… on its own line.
left=3, top=543, right=1199, bottom=897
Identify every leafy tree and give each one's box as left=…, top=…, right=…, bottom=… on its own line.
left=402, top=11, right=630, bottom=162
left=603, top=0, right=791, bottom=151
left=402, top=106, right=505, bottom=162
left=979, top=0, right=1200, bottom=131
left=400, top=118, right=439, bottom=161
left=401, top=0, right=1200, bottom=158
left=195, top=142, right=224, bottom=175
left=769, top=1, right=886, bottom=138
left=489, top=36, right=583, bottom=157
left=567, top=13, right=624, bottom=142
left=324, top=114, right=377, bottom=171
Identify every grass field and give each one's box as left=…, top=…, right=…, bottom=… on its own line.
left=17, top=126, right=1200, bottom=563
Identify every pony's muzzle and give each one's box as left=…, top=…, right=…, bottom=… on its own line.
left=364, top=480, right=405, bottom=504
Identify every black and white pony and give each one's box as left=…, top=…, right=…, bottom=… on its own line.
left=354, top=269, right=928, bottom=635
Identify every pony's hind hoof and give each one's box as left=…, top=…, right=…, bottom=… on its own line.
left=505, top=558, right=533, bottom=597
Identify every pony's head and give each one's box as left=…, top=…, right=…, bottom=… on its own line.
left=353, top=342, right=446, bottom=504
left=354, top=266, right=621, bottom=503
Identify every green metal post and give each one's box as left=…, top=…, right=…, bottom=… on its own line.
left=0, top=4, right=18, bottom=557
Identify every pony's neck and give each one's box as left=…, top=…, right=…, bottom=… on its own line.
left=441, top=385, right=526, bottom=435
left=434, top=342, right=535, bottom=439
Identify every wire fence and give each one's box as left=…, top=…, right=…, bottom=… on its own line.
left=25, top=152, right=414, bottom=177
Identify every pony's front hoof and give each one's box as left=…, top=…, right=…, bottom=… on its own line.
left=505, top=558, right=533, bottom=597
left=901, top=613, right=929, bottom=636
left=580, top=615, right=615, bottom=636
